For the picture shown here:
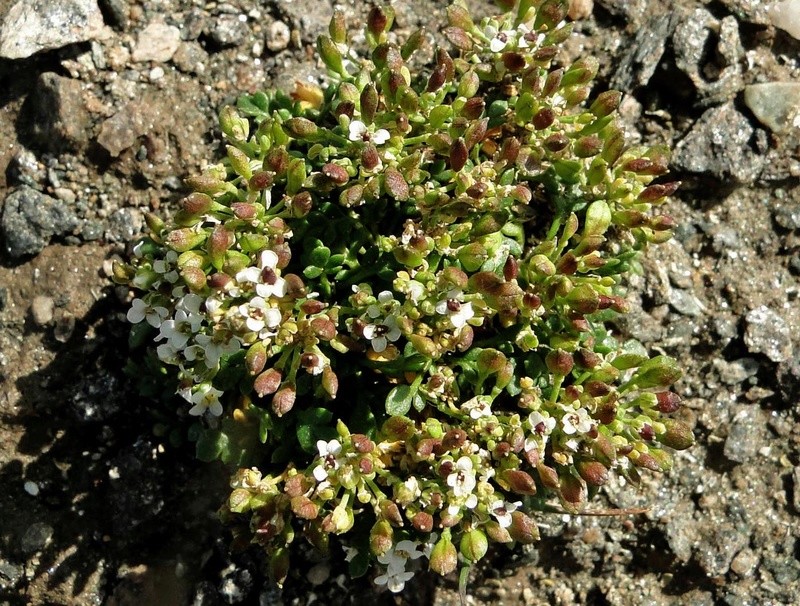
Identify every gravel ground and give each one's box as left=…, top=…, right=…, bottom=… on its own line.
left=0, top=1, right=799, bottom=605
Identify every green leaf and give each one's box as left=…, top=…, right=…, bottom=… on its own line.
left=196, top=429, right=227, bottom=462
left=348, top=549, right=370, bottom=578
left=385, top=384, right=414, bottom=416
left=310, top=245, right=331, bottom=267
left=304, top=266, right=324, bottom=279
left=298, top=407, right=334, bottom=425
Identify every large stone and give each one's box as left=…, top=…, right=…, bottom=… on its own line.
left=0, top=0, right=106, bottom=60
left=1, top=186, right=80, bottom=258
left=744, top=82, right=800, bottom=134
left=769, top=0, right=800, bottom=40
left=673, top=103, right=765, bottom=184
left=30, top=73, right=91, bottom=152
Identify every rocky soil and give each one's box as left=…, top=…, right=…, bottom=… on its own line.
left=0, top=0, right=799, bottom=604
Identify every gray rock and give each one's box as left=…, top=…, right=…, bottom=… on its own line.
left=673, top=103, right=765, bottom=184
left=609, top=12, right=679, bottom=90
left=7, top=147, right=44, bottom=188
left=1, top=186, right=80, bottom=258
left=31, top=296, right=55, bottom=327
left=769, top=0, right=800, bottom=40
left=105, top=208, right=143, bottom=242
left=595, top=0, right=646, bottom=22
left=132, top=22, right=181, bottom=62
left=697, top=523, right=749, bottom=577
left=773, top=202, right=800, bottom=230
left=266, top=20, right=291, bottom=52
left=20, top=522, right=54, bottom=554
left=277, top=0, right=332, bottom=43
left=209, top=14, right=249, bottom=48
left=172, top=41, right=208, bottom=74
left=31, top=73, right=90, bottom=152
left=729, top=549, right=758, bottom=577
left=664, top=501, right=697, bottom=562
left=724, top=407, right=763, bottom=463
left=0, top=560, right=23, bottom=587
left=673, top=10, right=744, bottom=106
left=219, top=569, right=253, bottom=604
left=0, top=0, right=106, bottom=60
left=713, top=358, right=759, bottom=386
left=744, top=83, right=800, bottom=134
left=744, top=305, right=793, bottom=363
left=668, top=288, right=704, bottom=317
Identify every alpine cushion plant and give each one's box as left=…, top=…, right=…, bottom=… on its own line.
left=115, top=0, right=694, bottom=593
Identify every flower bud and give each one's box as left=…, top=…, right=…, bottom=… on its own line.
left=508, top=511, right=539, bottom=544
left=560, top=474, right=586, bottom=507
left=265, top=147, right=289, bottom=174
left=562, top=57, right=599, bottom=87
left=566, top=284, right=600, bottom=315
left=499, top=136, right=521, bottom=163
left=485, top=520, right=513, bottom=543
left=638, top=181, right=681, bottom=202
left=370, top=520, right=394, bottom=556
left=382, top=416, right=416, bottom=440
left=245, top=342, right=268, bottom=376
left=290, top=191, right=313, bottom=218
left=542, top=69, right=563, bottom=97
left=629, top=355, right=682, bottom=389
left=460, top=528, right=488, bottom=562
left=442, top=428, right=467, bottom=449
left=181, top=192, right=214, bottom=215
left=429, top=533, right=458, bottom=576
left=502, top=52, right=526, bottom=72
left=536, top=462, right=560, bottom=490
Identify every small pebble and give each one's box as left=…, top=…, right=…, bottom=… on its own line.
left=744, top=306, right=793, bottom=363
left=23, top=481, right=39, bottom=496
left=148, top=66, right=165, bottom=81
left=306, top=562, right=330, bottom=585
left=31, top=295, right=54, bottom=326
left=266, top=21, right=291, bottom=52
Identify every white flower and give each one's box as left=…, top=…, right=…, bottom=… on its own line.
left=235, top=250, right=287, bottom=299
left=489, top=30, right=513, bottom=52
left=406, top=279, right=425, bottom=303
left=375, top=540, right=425, bottom=592
left=435, top=289, right=474, bottom=328
left=186, top=333, right=241, bottom=367
left=363, top=315, right=401, bottom=353
left=561, top=407, right=593, bottom=436
left=152, top=251, right=179, bottom=283
left=156, top=307, right=204, bottom=351
left=489, top=499, right=522, bottom=528
left=374, top=567, right=414, bottom=593
left=461, top=395, right=492, bottom=419
left=446, top=456, right=477, bottom=498
left=187, top=383, right=224, bottom=416
left=528, top=411, right=557, bottom=435
left=348, top=120, right=391, bottom=145
left=126, top=298, right=169, bottom=327
left=312, top=439, right=343, bottom=482
left=237, top=297, right=282, bottom=335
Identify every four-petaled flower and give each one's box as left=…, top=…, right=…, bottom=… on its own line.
left=237, top=296, right=282, bottom=336
left=348, top=120, right=390, bottom=145
left=462, top=395, right=492, bottom=419
left=186, top=383, right=224, bottom=417
left=235, top=250, right=287, bottom=299
left=561, top=407, right=593, bottom=435
left=375, top=540, right=425, bottom=593
left=435, top=289, right=474, bottom=328
left=363, top=315, right=401, bottom=352
left=489, top=498, right=522, bottom=528
left=313, top=439, right=343, bottom=482
left=447, top=456, right=477, bottom=498
left=127, top=297, right=168, bottom=328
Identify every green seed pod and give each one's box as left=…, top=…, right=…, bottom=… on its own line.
left=460, top=529, right=489, bottom=563
left=219, top=106, right=249, bottom=141
left=429, top=533, right=458, bottom=575
left=284, top=117, right=319, bottom=139
left=659, top=419, right=694, bottom=450
left=329, top=9, right=347, bottom=44
left=370, top=519, right=394, bottom=556
left=590, top=90, right=622, bottom=118
left=317, top=35, right=345, bottom=75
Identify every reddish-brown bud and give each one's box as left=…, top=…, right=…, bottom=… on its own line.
left=291, top=495, right=319, bottom=520
left=321, top=162, right=349, bottom=185
left=449, top=138, right=468, bottom=172
left=272, top=385, right=296, bottom=416
left=576, top=460, right=610, bottom=486
left=656, top=391, right=682, bottom=413
left=508, top=511, right=539, bottom=544
left=546, top=349, right=574, bottom=376
left=411, top=511, right=434, bottom=533
left=254, top=368, right=282, bottom=397
left=533, top=107, right=556, bottom=130
left=503, top=469, right=538, bottom=495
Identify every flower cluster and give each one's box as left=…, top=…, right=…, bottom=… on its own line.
left=116, top=0, right=693, bottom=593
